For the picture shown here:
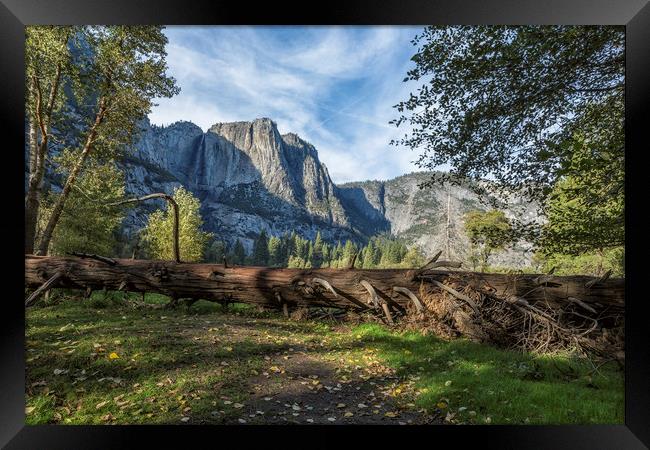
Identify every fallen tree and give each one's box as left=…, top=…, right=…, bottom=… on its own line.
left=25, top=254, right=625, bottom=357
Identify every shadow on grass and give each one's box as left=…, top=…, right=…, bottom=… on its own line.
left=349, top=324, right=624, bottom=425
left=25, top=298, right=624, bottom=425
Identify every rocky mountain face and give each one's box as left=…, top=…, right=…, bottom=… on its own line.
left=122, top=118, right=353, bottom=252
left=337, top=173, right=539, bottom=268
left=119, top=117, right=538, bottom=267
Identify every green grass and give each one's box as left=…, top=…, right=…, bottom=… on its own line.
left=25, top=292, right=623, bottom=425
left=349, top=324, right=624, bottom=424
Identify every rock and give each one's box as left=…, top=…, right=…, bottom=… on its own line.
left=36, top=111, right=539, bottom=266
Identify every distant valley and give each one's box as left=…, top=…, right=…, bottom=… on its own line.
left=116, top=117, right=538, bottom=267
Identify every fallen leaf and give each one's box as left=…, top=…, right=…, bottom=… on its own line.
left=109, top=352, right=120, bottom=360
left=384, top=412, right=398, bottom=418
left=95, top=401, right=109, bottom=410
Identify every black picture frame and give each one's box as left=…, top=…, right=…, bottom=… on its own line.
left=1, top=0, right=648, bottom=448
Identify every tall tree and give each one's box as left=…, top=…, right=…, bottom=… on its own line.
left=538, top=101, right=624, bottom=255
left=393, top=26, right=624, bottom=245
left=252, top=230, right=270, bottom=266
left=140, top=187, right=212, bottom=262
left=463, top=210, right=512, bottom=271
left=24, top=26, right=77, bottom=254
left=232, top=239, right=246, bottom=265
left=40, top=157, right=125, bottom=256
left=268, top=236, right=282, bottom=267
left=206, top=240, right=226, bottom=263
left=36, top=26, right=179, bottom=255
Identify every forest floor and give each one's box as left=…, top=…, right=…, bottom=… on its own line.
left=25, top=292, right=624, bottom=425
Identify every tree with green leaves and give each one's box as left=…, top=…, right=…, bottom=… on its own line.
left=538, top=111, right=624, bottom=255
left=402, top=246, right=425, bottom=268
left=312, top=231, right=323, bottom=267
left=231, top=239, right=246, bottom=265
left=35, top=26, right=179, bottom=255
left=342, top=240, right=358, bottom=267
left=463, top=210, right=512, bottom=271
left=252, top=230, right=270, bottom=266
left=321, top=243, right=331, bottom=268
left=267, top=236, right=282, bottom=266
left=39, top=157, right=126, bottom=256
left=25, top=26, right=79, bottom=254
left=206, top=240, right=226, bottom=263
left=393, top=26, right=624, bottom=247
left=140, top=186, right=212, bottom=262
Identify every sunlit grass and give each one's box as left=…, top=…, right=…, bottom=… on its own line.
left=26, top=293, right=623, bottom=425
left=350, top=324, right=624, bottom=424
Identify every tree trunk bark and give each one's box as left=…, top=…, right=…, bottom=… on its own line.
left=36, top=98, right=107, bottom=256
left=25, top=255, right=625, bottom=314
left=25, top=66, right=63, bottom=254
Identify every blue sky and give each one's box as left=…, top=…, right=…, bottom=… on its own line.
left=148, top=26, right=426, bottom=183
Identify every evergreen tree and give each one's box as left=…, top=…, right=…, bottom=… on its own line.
left=252, top=230, right=270, bottom=265
left=343, top=240, right=358, bottom=267
left=232, top=239, right=246, bottom=265
left=206, top=240, right=226, bottom=263
left=306, top=241, right=315, bottom=268
left=321, top=244, right=331, bottom=268
left=268, top=236, right=282, bottom=266
left=312, top=231, right=323, bottom=267
left=402, top=246, right=425, bottom=268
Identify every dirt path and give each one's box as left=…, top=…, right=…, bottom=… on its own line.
left=26, top=303, right=440, bottom=425
left=184, top=315, right=437, bottom=425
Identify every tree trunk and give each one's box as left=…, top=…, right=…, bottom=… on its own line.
left=25, top=66, right=63, bottom=254
left=24, top=116, right=41, bottom=255
left=25, top=255, right=625, bottom=314
left=36, top=98, right=107, bottom=256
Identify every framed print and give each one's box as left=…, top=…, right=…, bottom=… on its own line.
left=2, top=0, right=649, bottom=448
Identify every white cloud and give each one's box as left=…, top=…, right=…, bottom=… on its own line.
left=149, top=26, right=426, bottom=183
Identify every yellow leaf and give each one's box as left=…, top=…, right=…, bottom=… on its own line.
left=384, top=412, right=398, bottom=418
left=109, top=352, right=120, bottom=360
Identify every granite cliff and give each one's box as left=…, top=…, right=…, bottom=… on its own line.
left=119, top=117, right=537, bottom=266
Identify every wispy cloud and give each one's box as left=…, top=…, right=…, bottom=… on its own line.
left=148, top=25, right=425, bottom=183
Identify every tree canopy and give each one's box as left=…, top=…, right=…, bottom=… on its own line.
left=463, top=209, right=512, bottom=271
left=32, top=26, right=179, bottom=255
left=392, top=26, right=624, bottom=259
left=141, top=187, right=212, bottom=262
